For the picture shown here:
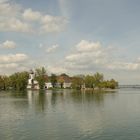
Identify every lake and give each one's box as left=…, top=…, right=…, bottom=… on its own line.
left=1, top=89, right=140, bottom=140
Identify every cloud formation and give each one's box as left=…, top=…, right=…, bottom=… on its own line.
left=52, top=40, right=140, bottom=73
left=64, top=40, right=108, bottom=71
left=0, top=0, right=68, bottom=33
left=0, top=53, right=31, bottom=74
left=0, top=53, right=28, bottom=63
left=40, top=15, right=67, bottom=33
left=23, top=8, right=41, bottom=21
left=0, top=40, right=17, bottom=49
left=0, top=0, right=21, bottom=16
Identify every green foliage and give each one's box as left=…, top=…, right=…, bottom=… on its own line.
left=85, top=75, right=95, bottom=88
left=35, top=67, right=47, bottom=89
left=0, top=67, right=118, bottom=91
left=50, top=74, right=57, bottom=88
left=84, top=73, right=104, bottom=89
left=57, top=78, right=64, bottom=88
left=9, top=71, right=29, bottom=90
left=71, top=76, right=84, bottom=89
left=0, top=75, right=10, bottom=90
left=104, top=79, right=118, bottom=89
left=71, top=72, right=118, bottom=90
left=94, top=72, right=104, bottom=88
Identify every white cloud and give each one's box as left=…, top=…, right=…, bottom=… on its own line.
left=40, top=15, right=68, bottom=33
left=76, top=40, right=101, bottom=52
left=65, top=40, right=107, bottom=70
left=0, top=53, right=28, bottom=63
left=0, top=0, right=21, bottom=16
left=46, top=44, right=59, bottom=53
left=0, top=1, right=68, bottom=33
left=23, top=8, right=42, bottom=21
left=0, top=53, right=30, bottom=74
left=107, top=62, right=140, bottom=71
left=0, top=18, right=32, bottom=32
left=63, top=40, right=140, bottom=72
left=0, top=1, right=31, bottom=33
left=0, top=40, right=17, bottom=49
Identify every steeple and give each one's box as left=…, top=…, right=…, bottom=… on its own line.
left=29, top=69, right=35, bottom=80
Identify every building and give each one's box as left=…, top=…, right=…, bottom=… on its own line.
left=27, top=70, right=39, bottom=89
left=57, top=73, right=72, bottom=88
left=45, top=82, right=53, bottom=89
left=27, top=71, right=71, bottom=90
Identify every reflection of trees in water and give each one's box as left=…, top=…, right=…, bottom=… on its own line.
left=50, top=90, right=64, bottom=107
left=37, top=90, right=47, bottom=112
left=70, top=90, right=117, bottom=106
left=26, top=89, right=117, bottom=112
left=9, top=90, right=27, bottom=98
left=6, top=90, right=29, bottom=110
left=51, top=91, right=57, bottom=106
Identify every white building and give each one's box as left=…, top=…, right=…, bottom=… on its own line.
left=27, top=70, right=39, bottom=89
left=45, top=82, right=53, bottom=89
left=63, top=82, right=72, bottom=88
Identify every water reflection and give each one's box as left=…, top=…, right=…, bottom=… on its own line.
left=26, top=89, right=117, bottom=113
left=27, top=90, right=48, bottom=113
left=1, top=89, right=127, bottom=140
left=0, top=89, right=117, bottom=112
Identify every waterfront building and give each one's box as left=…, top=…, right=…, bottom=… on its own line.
left=27, top=70, right=39, bottom=89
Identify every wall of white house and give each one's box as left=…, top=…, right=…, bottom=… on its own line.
left=63, top=82, right=72, bottom=88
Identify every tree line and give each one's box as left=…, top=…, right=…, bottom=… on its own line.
left=0, top=67, right=118, bottom=91
left=71, top=73, right=118, bottom=89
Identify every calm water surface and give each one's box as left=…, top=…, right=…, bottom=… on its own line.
left=1, top=89, right=140, bottom=140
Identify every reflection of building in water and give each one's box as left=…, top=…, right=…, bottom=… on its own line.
left=27, top=90, right=51, bottom=112
left=27, top=90, right=33, bottom=106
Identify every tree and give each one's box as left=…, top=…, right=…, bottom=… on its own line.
left=108, top=79, right=118, bottom=89
left=57, top=77, right=64, bottom=88
left=94, top=72, right=104, bottom=88
left=9, top=71, right=29, bottom=90
left=3, top=76, right=10, bottom=90
left=71, top=76, right=84, bottom=89
left=0, top=76, right=6, bottom=90
left=85, top=75, right=95, bottom=88
left=50, top=74, right=57, bottom=88
left=35, top=67, right=47, bottom=89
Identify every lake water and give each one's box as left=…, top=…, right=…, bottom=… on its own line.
left=1, top=89, right=140, bottom=140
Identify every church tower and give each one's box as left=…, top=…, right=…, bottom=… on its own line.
left=27, top=69, right=35, bottom=89
left=29, top=69, right=35, bottom=84
left=27, top=69, right=40, bottom=89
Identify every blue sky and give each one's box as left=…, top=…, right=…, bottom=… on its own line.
left=0, top=0, right=140, bottom=84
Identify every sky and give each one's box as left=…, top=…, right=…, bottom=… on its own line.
left=0, top=0, right=140, bottom=84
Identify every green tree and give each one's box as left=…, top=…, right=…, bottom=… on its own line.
left=3, top=75, right=11, bottom=90
left=50, top=74, right=57, bottom=88
left=9, top=71, right=29, bottom=90
left=108, top=79, right=118, bottom=89
left=57, top=78, right=64, bottom=88
left=94, top=72, right=104, bottom=88
left=0, top=76, right=6, bottom=90
left=71, top=76, right=84, bottom=89
left=35, top=67, right=47, bottom=89
left=85, top=75, right=95, bottom=88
